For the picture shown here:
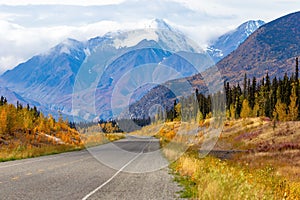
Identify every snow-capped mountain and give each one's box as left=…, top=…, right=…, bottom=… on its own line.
left=90, top=19, right=202, bottom=53
left=207, top=20, right=265, bottom=63
left=2, top=38, right=86, bottom=103
left=0, top=19, right=212, bottom=121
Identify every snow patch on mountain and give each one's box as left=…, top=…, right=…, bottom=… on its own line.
left=97, top=18, right=203, bottom=53
left=83, top=48, right=91, bottom=57
left=60, top=46, right=71, bottom=55
left=147, top=18, right=173, bottom=31
left=112, top=29, right=159, bottom=49
left=207, top=20, right=265, bottom=63
left=0, top=18, right=213, bottom=121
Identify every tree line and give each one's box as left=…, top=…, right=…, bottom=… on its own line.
left=163, top=57, right=300, bottom=123
left=225, top=57, right=300, bottom=121
left=2, top=57, right=298, bottom=136
left=0, top=99, right=75, bottom=136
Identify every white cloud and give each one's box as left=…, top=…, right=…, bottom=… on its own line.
left=171, top=0, right=300, bottom=22
left=0, top=0, right=300, bottom=74
left=0, top=0, right=125, bottom=6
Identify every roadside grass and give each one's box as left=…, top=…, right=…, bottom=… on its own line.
left=129, top=123, right=166, bottom=137
left=170, top=151, right=300, bottom=199
left=82, top=132, right=125, bottom=148
left=105, top=133, right=126, bottom=142
left=153, top=118, right=300, bottom=199
left=221, top=118, right=300, bottom=181
left=0, top=144, right=83, bottom=162
left=0, top=130, right=126, bottom=162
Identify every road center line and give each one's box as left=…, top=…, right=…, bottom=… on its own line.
left=82, top=140, right=150, bottom=200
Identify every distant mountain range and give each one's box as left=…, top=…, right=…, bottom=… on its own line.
left=0, top=19, right=214, bottom=120
left=130, top=11, right=300, bottom=119
left=0, top=16, right=281, bottom=121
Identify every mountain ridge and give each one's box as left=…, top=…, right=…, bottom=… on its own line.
left=0, top=19, right=213, bottom=121
left=207, top=20, right=265, bottom=63
left=129, top=11, right=300, bottom=119
left=215, top=11, right=300, bottom=84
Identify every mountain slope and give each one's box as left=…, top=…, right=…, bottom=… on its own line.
left=130, top=12, right=300, bottom=119
left=1, top=38, right=86, bottom=103
left=0, top=19, right=213, bottom=121
left=207, top=20, right=265, bottom=63
left=214, top=11, right=300, bottom=84
left=0, top=86, right=34, bottom=105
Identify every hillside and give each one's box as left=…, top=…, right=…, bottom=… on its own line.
left=207, top=20, right=265, bottom=63
left=0, top=98, right=83, bottom=161
left=0, top=19, right=214, bottom=121
left=131, top=11, right=300, bottom=118
left=214, top=11, right=300, bottom=84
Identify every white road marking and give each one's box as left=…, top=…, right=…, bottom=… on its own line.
left=82, top=140, right=151, bottom=200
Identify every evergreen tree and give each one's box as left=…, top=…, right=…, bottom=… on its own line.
left=265, top=73, right=271, bottom=91
left=282, top=73, right=291, bottom=105
left=243, top=73, right=247, bottom=98
left=235, top=91, right=242, bottom=118
left=247, top=78, right=251, bottom=102
left=270, top=77, right=278, bottom=116
left=173, top=100, right=177, bottom=120
left=296, top=57, right=299, bottom=83
left=257, top=86, right=266, bottom=117
left=248, top=77, right=256, bottom=109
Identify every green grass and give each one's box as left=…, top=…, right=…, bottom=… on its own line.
left=172, top=169, right=198, bottom=198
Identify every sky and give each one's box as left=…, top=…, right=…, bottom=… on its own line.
left=0, top=0, right=299, bottom=74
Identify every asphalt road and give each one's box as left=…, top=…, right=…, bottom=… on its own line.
left=0, top=136, right=181, bottom=200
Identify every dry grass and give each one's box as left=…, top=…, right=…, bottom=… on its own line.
left=0, top=130, right=84, bottom=162
left=130, top=123, right=164, bottom=137
left=148, top=118, right=300, bottom=199
left=0, top=126, right=125, bottom=162
left=105, top=133, right=126, bottom=142
left=219, top=118, right=300, bottom=182
left=0, top=144, right=82, bottom=162
left=170, top=151, right=300, bottom=200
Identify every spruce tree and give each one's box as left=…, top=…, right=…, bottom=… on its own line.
left=265, top=73, right=271, bottom=91
left=249, top=77, right=256, bottom=109
left=243, top=73, right=247, bottom=98
left=296, top=57, right=299, bottom=83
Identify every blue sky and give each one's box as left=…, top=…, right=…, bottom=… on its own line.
left=0, top=0, right=299, bottom=73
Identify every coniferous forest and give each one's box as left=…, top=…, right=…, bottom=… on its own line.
left=224, top=57, right=300, bottom=121
left=163, top=57, right=300, bottom=123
